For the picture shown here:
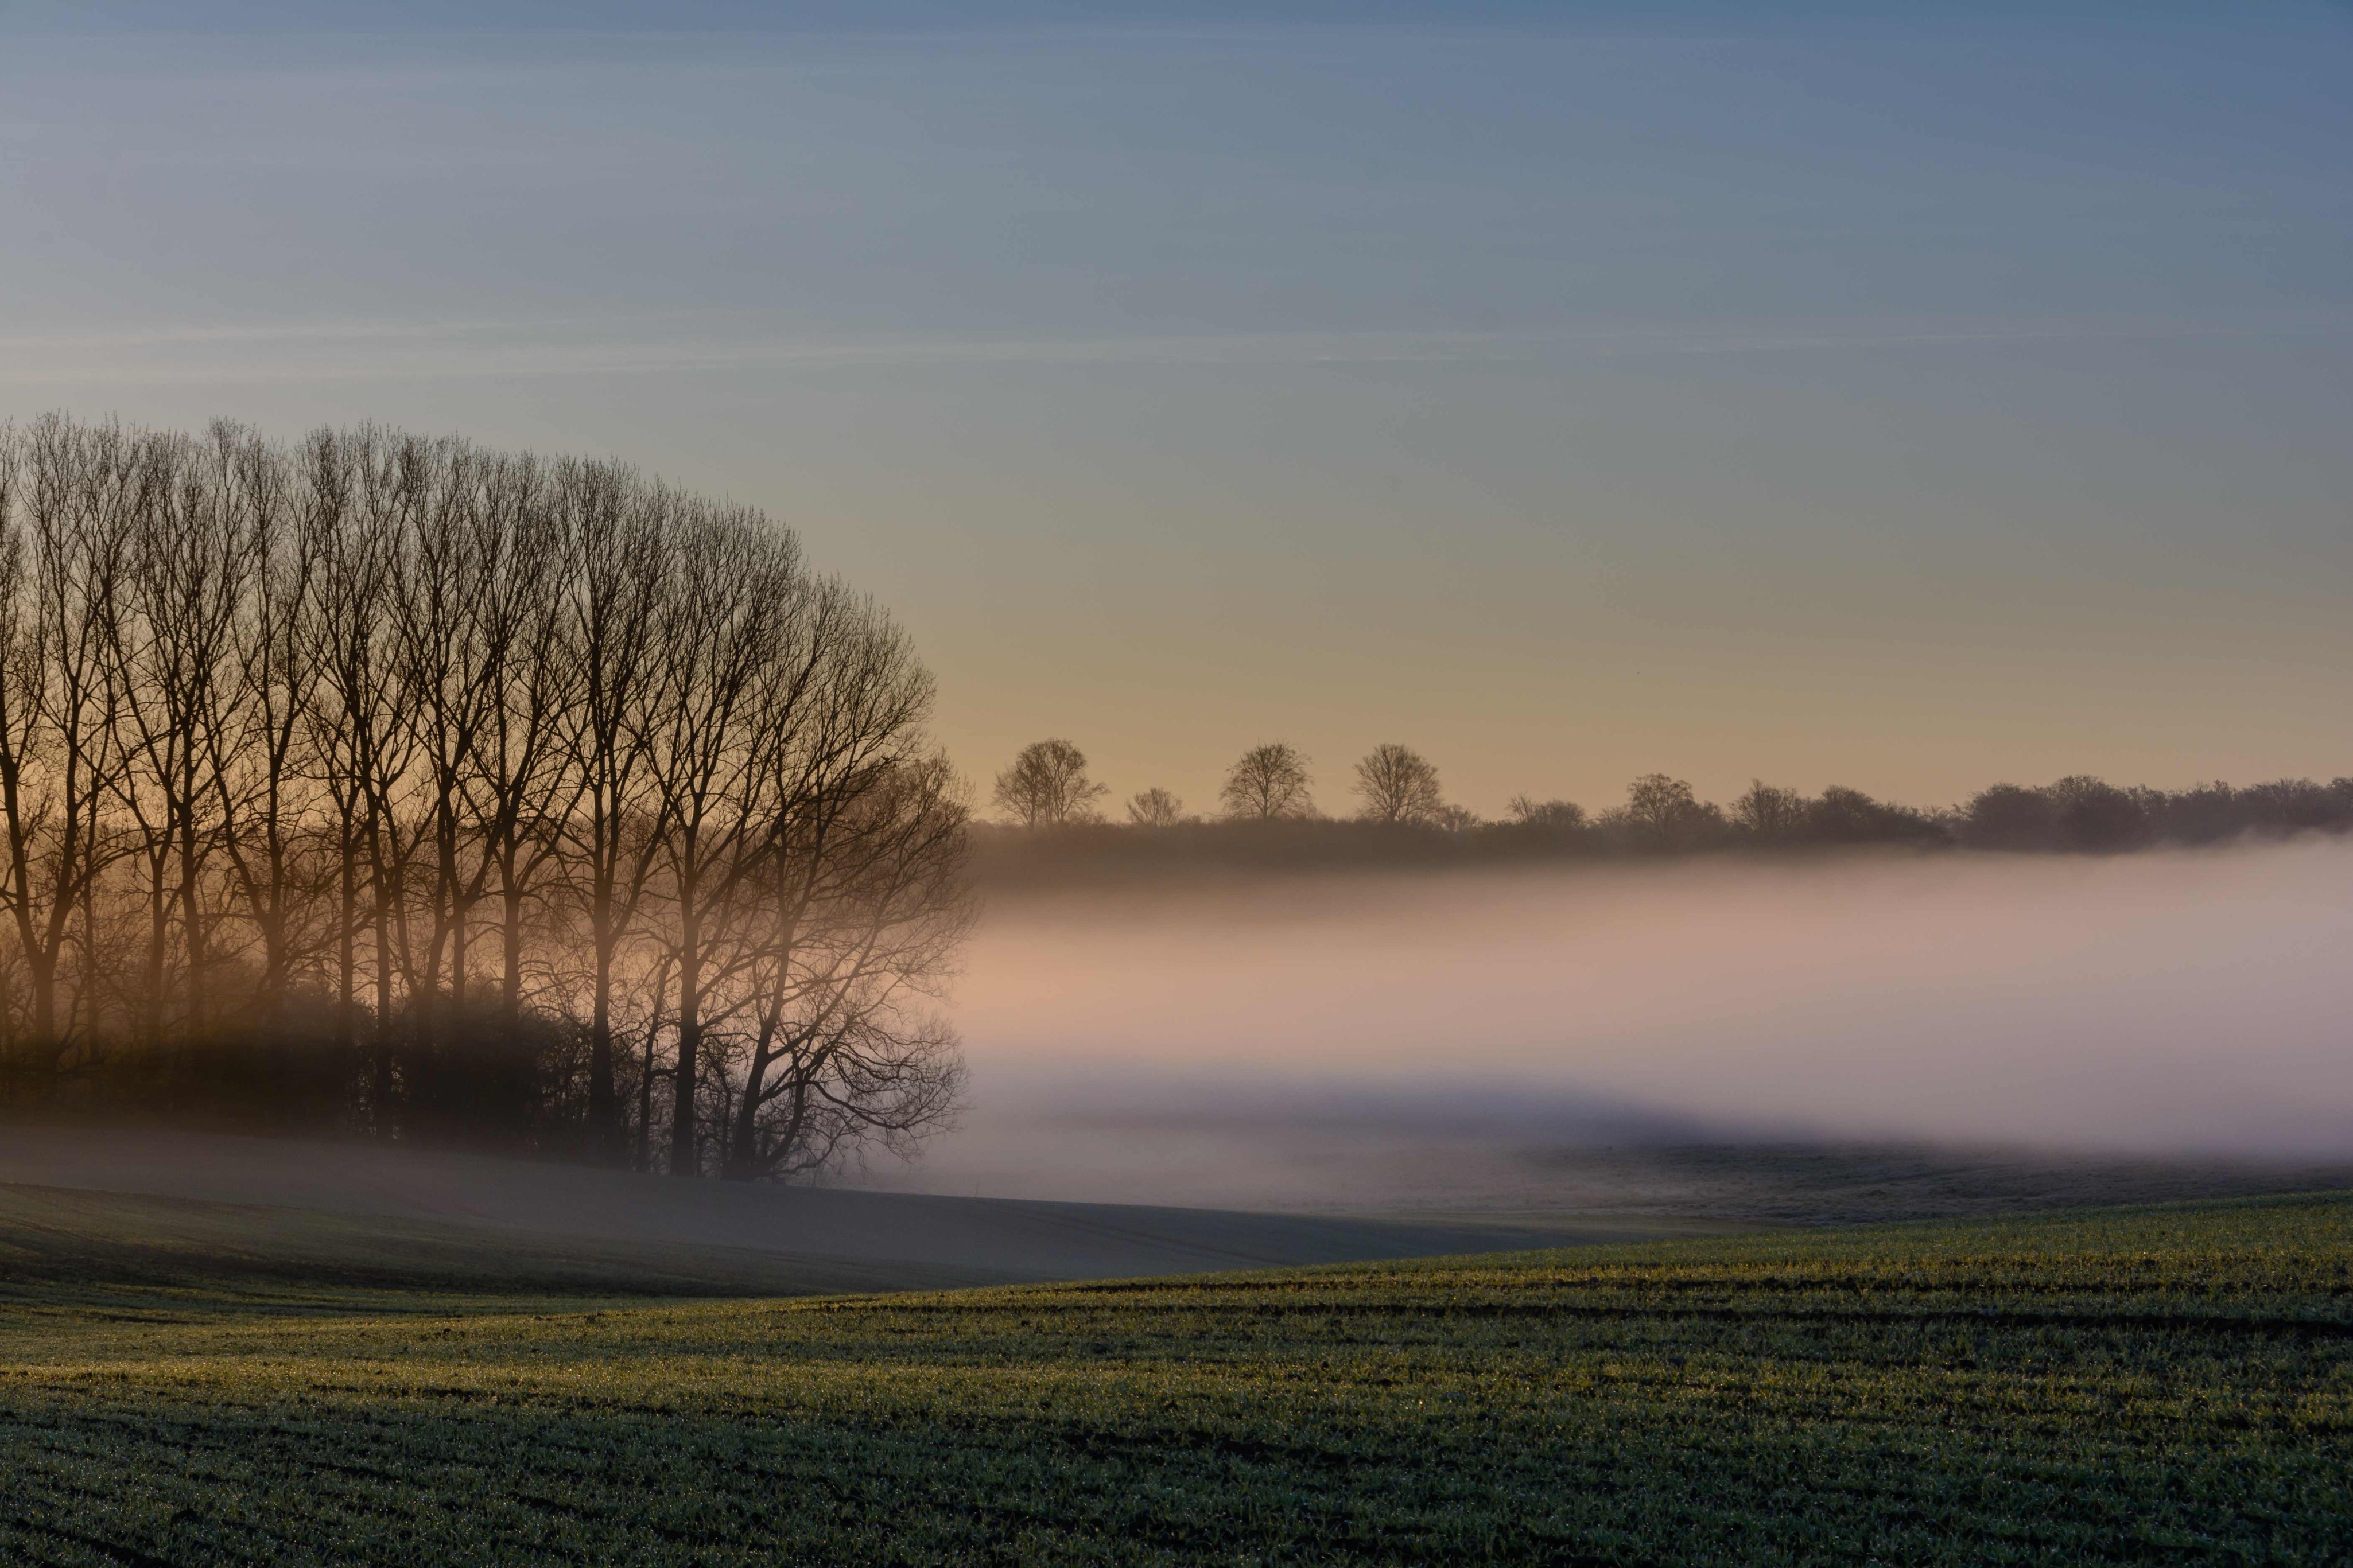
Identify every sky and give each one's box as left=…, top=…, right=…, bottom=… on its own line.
left=2, top=1, right=2348, bottom=817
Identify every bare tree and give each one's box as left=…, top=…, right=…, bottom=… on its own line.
left=459, top=454, right=576, bottom=1034
left=2045, top=775, right=2148, bottom=853
left=0, top=420, right=141, bottom=1071
left=991, top=738, right=1106, bottom=828
left=1353, top=743, right=1444, bottom=825
left=29, top=422, right=156, bottom=1067
left=1125, top=787, right=1185, bottom=827
left=716, top=587, right=970, bottom=1179
left=552, top=460, right=673, bottom=1161
left=381, top=441, right=523, bottom=1133
left=102, top=426, right=263, bottom=1049
left=1612, top=773, right=1722, bottom=850
left=1220, top=742, right=1314, bottom=820
left=211, top=422, right=328, bottom=1045
left=1507, top=795, right=1585, bottom=832
left=1731, top=780, right=1807, bottom=841
left=646, top=504, right=797, bottom=1175
left=1958, top=783, right=2056, bottom=851
left=300, top=427, right=426, bottom=1125
left=721, top=757, right=969, bottom=1180
left=0, top=415, right=973, bottom=1181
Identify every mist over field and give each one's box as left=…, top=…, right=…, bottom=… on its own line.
left=863, top=842, right=2353, bottom=1208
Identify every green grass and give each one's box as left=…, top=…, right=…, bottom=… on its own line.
left=0, top=1182, right=1011, bottom=1301
left=2, top=1192, right=2349, bottom=1565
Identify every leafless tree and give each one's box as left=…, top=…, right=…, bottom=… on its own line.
left=716, top=590, right=971, bottom=1179
left=1353, top=742, right=1444, bottom=825
left=13, top=419, right=149, bottom=1069
left=1220, top=742, right=1314, bottom=820
left=300, top=427, right=424, bottom=1121
left=1507, top=795, right=1585, bottom=832
left=1731, top=780, right=1807, bottom=841
left=1611, top=772, right=1722, bottom=850
left=213, top=422, right=328, bottom=1044
left=0, top=415, right=972, bottom=1181
left=1125, top=786, right=1185, bottom=827
left=991, top=738, right=1106, bottom=828
left=645, top=505, right=797, bottom=1174
left=551, top=460, right=673, bottom=1161
left=459, top=454, right=576, bottom=1033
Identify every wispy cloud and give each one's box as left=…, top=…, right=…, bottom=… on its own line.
left=2, top=310, right=2346, bottom=389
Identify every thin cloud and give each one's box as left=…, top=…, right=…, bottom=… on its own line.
left=3, top=312, right=2346, bottom=388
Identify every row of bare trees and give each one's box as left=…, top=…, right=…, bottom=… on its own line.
left=996, top=738, right=1470, bottom=829
left=989, top=736, right=2353, bottom=859
left=0, top=416, right=971, bottom=1178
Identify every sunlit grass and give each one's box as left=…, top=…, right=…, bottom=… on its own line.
left=2, top=1195, right=2348, bottom=1563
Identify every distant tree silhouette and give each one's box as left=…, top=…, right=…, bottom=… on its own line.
left=1960, top=783, right=2058, bottom=851
left=2046, top=775, right=2148, bottom=853
left=992, top=738, right=1108, bottom=828
left=1125, top=787, right=1186, bottom=827
left=2155, top=781, right=2241, bottom=845
left=1731, top=781, right=1808, bottom=842
left=1220, top=742, right=1315, bottom=820
left=2239, top=777, right=2351, bottom=833
left=1508, top=795, right=1587, bottom=832
left=1353, top=743, right=1445, bottom=825
left=969, top=763, right=2353, bottom=887
left=1807, top=785, right=1943, bottom=845
left=1610, top=773, right=1722, bottom=850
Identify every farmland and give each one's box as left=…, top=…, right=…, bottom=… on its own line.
left=1, top=1186, right=2347, bottom=1564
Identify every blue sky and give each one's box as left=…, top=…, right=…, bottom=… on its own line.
left=2, top=2, right=2347, bottom=812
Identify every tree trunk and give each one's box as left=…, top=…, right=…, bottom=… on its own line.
left=668, top=907, right=700, bottom=1176
left=588, top=937, right=617, bottom=1160
left=336, top=812, right=356, bottom=1059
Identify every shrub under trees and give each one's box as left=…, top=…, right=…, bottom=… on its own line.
left=0, top=415, right=972, bottom=1178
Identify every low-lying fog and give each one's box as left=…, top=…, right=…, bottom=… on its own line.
left=856, top=842, right=2353, bottom=1211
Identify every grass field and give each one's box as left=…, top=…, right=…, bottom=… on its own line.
left=1, top=1189, right=2348, bottom=1565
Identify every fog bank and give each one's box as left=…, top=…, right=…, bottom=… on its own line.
left=866, top=843, right=2353, bottom=1207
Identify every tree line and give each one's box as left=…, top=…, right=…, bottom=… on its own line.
left=0, top=416, right=970, bottom=1177
left=984, top=737, right=2353, bottom=873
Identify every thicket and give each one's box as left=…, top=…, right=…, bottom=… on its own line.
left=0, top=416, right=970, bottom=1176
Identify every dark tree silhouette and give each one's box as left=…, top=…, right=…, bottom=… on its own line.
left=992, top=738, right=1108, bottom=828
left=1353, top=743, right=1445, bottom=826
left=1125, top=787, right=1185, bottom=827
left=2045, top=775, right=2148, bottom=853
left=1960, top=783, right=2057, bottom=851
left=1507, top=795, right=1586, bottom=832
left=1611, top=773, right=1721, bottom=850
left=1806, top=785, right=1943, bottom=845
left=1731, top=781, right=1807, bottom=841
left=1220, top=742, right=1314, bottom=820
left=0, top=416, right=969, bottom=1181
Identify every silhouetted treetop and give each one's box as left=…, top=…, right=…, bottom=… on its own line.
left=1220, top=742, right=1315, bottom=820
left=1126, top=787, right=1186, bottom=827
left=1354, top=743, right=1445, bottom=826
left=993, top=738, right=1108, bottom=828
left=970, top=764, right=2353, bottom=886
